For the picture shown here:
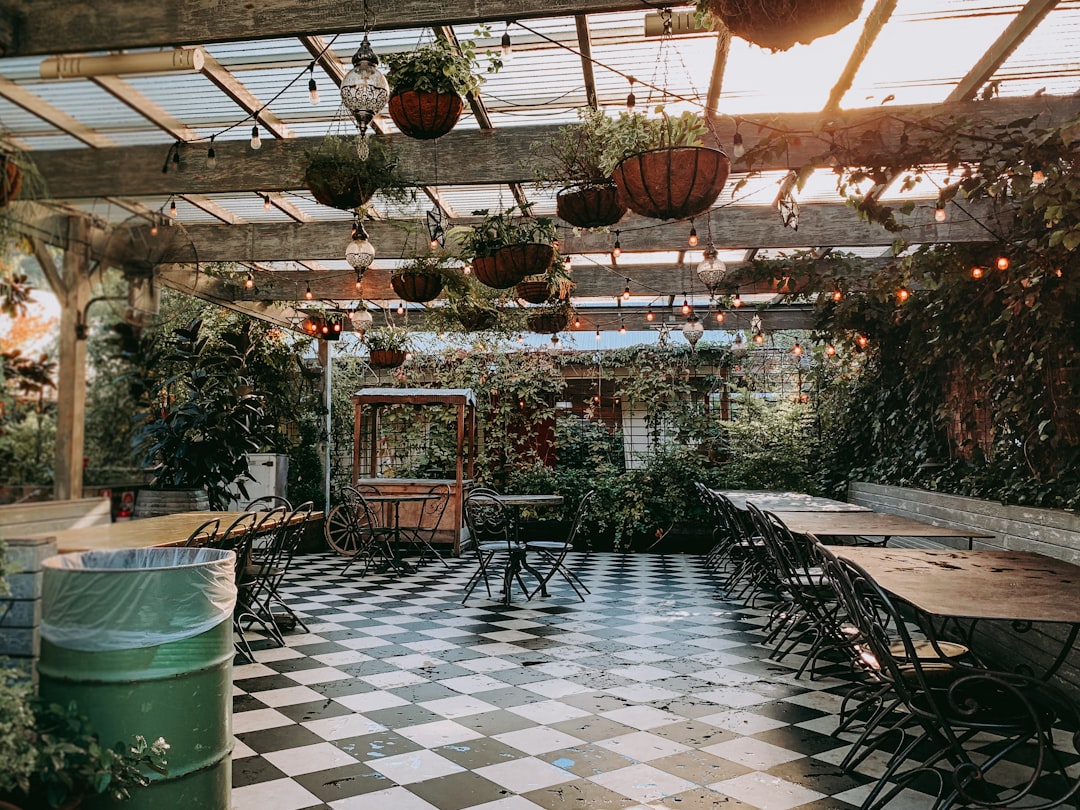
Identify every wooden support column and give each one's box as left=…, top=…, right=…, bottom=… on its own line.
left=31, top=220, right=91, bottom=501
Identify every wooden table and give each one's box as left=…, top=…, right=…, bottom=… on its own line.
left=28, top=510, right=318, bottom=553
left=835, top=546, right=1080, bottom=678
left=712, top=489, right=870, bottom=512
left=772, top=510, right=994, bottom=549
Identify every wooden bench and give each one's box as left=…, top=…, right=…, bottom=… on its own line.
left=0, top=497, right=112, bottom=540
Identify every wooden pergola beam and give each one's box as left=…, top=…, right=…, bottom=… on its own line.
left=32, top=95, right=1080, bottom=201
left=2, top=0, right=653, bottom=57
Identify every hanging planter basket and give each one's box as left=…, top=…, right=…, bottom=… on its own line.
left=391, top=271, right=445, bottom=303
left=556, top=182, right=627, bottom=229
left=494, top=243, right=555, bottom=284
left=388, top=90, right=464, bottom=140
left=471, top=254, right=522, bottom=289
left=369, top=349, right=407, bottom=369
left=612, top=146, right=730, bottom=221
left=702, top=0, right=864, bottom=51
left=0, top=154, right=24, bottom=208
left=516, top=280, right=554, bottom=304
left=457, top=305, right=500, bottom=332
left=303, top=170, right=376, bottom=211
left=527, top=312, right=568, bottom=334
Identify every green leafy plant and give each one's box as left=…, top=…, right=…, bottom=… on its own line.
left=451, top=204, right=559, bottom=259
left=598, top=106, right=710, bottom=176
left=392, top=254, right=462, bottom=281
left=302, top=134, right=413, bottom=209
left=0, top=689, right=168, bottom=809
left=130, top=318, right=272, bottom=509
left=383, top=30, right=501, bottom=97
left=531, top=107, right=614, bottom=188
left=364, top=325, right=411, bottom=352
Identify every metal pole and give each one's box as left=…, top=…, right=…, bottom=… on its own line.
left=324, top=340, right=333, bottom=516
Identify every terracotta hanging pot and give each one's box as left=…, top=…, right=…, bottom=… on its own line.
left=556, top=182, right=627, bottom=229
left=457, top=306, right=499, bottom=332
left=526, top=312, right=568, bottom=334
left=471, top=254, right=521, bottom=289
left=612, top=146, right=730, bottom=221
left=515, top=280, right=553, bottom=304
left=369, top=349, right=407, bottom=369
left=0, top=154, right=23, bottom=208
left=388, top=90, right=464, bottom=140
left=494, top=243, right=555, bottom=285
left=702, top=0, right=863, bottom=51
left=391, top=271, right=445, bottom=303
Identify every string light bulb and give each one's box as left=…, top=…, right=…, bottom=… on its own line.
left=934, top=203, right=947, bottom=223
left=732, top=128, right=745, bottom=159
left=563, top=255, right=572, bottom=273
left=971, top=266, right=985, bottom=279
left=856, top=334, right=868, bottom=348
left=396, top=301, right=405, bottom=315
left=792, top=343, right=803, bottom=356
left=245, top=272, right=254, bottom=289
left=595, top=329, right=602, bottom=341
left=307, top=64, right=319, bottom=105
left=825, top=343, right=837, bottom=357
left=681, top=294, right=690, bottom=315
left=897, top=287, right=910, bottom=303
left=574, top=315, right=582, bottom=328
left=263, top=194, right=271, bottom=212
left=688, top=221, right=698, bottom=247
left=645, top=307, right=655, bottom=322
left=996, top=255, right=1010, bottom=271
left=304, top=282, right=313, bottom=300
left=622, top=279, right=631, bottom=301
left=1032, top=162, right=1046, bottom=186
left=168, top=199, right=176, bottom=218
left=619, top=321, right=627, bottom=335
left=206, top=136, right=216, bottom=169
left=753, top=332, right=765, bottom=345
left=832, top=289, right=843, bottom=302
left=249, top=123, right=262, bottom=150
left=500, top=22, right=513, bottom=60
left=612, top=231, right=622, bottom=259
left=626, top=77, right=636, bottom=112
left=715, top=310, right=724, bottom=323
left=149, top=219, right=159, bottom=237
left=732, top=293, right=743, bottom=308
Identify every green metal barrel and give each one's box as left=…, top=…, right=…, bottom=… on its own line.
left=37, top=548, right=237, bottom=810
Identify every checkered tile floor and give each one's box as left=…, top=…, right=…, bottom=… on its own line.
left=228, top=552, right=1054, bottom=810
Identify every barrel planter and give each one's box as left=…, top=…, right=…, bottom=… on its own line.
left=516, top=280, right=554, bottom=304
left=303, top=168, right=375, bottom=211
left=133, top=488, right=209, bottom=518
left=493, top=243, right=555, bottom=285
left=369, top=349, right=407, bottom=368
left=387, top=90, right=464, bottom=140
left=527, top=312, right=568, bottom=334
left=391, top=271, right=445, bottom=303
left=472, top=253, right=524, bottom=290
left=556, top=182, right=626, bottom=229
left=0, top=154, right=24, bottom=208
left=612, top=146, right=730, bottom=220
left=38, top=548, right=237, bottom=810
left=701, top=0, right=863, bottom=51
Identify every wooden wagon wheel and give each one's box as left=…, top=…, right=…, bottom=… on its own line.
left=325, top=504, right=364, bottom=556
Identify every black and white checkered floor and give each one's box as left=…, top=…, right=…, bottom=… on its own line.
left=228, top=552, right=1057, bottom=810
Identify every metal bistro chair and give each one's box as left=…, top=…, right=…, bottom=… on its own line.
left=336, top=495, right=400, bottom=577
left=182, top=517, right=221, bottom=547
left=824, top=551, right=1080, bottom=810
left=245, top=495, right=292, bottom=511
left=246, top=501, right=314, bottom=636
left=526, top=489, right=594, bottom=601
left=462, top=492, right=525, bottom=604
left=405, top=483, right=451, bottom=568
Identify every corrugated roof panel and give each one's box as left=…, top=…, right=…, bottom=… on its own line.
left=989, top=3, right=1080, bottom=97
left=15, top=78, right=148, bottom=133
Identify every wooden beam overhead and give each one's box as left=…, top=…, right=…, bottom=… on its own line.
left=704, top=26, right=731, bottom=119
left=0, top=76, right=114, bottom=148
left=3, top=0, right=652, bottom=57
left=32, top=95, right=1080, bottom=201
left=165, top=200, right=1006, bottom=264
left=946, top=0, right=1060, bottom=103
left=823, top=0, right=898, bottom=114
left=199, top=51, right=293, bottom=140
left=575, top=15, right=599, bottom=109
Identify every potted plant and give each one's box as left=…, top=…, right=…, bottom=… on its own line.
left=365, top=325, right=411, bottom=368
left=600, top=106, right=730, bottom=221
left=302, top=134, right=411, bottom=211
left=390, top=255, right=461, bottom=303
left=453, top=204, right=558, bottom=289
left=516, top=254, right=575, bottom=304
left=532, top=107, right=628, bottom=229
left=695, top=0, right=864, bottom=51
left=426, top=274, right=512, bottom=334
left=526, top=299, right=574, bottom=335
left=0, top=684, right=169, bottom=810
left=129, top=319, right=272, bottom=511
left=383, top=31, right=501, bottom=140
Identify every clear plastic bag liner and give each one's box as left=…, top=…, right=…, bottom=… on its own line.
left=40, top=547, right=237, bottom=651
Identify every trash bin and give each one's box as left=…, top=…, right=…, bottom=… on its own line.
left=37, top=548, right=237, bottom=810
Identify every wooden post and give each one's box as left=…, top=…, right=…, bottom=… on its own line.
left=32, top=222, right=90, bottom=501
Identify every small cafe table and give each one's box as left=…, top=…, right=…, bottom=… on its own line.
left=493, top=493, right=564, bottom=603
left=362, top=492, right=440, bottom=574
left=772, top=510, right=994, bottom=550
